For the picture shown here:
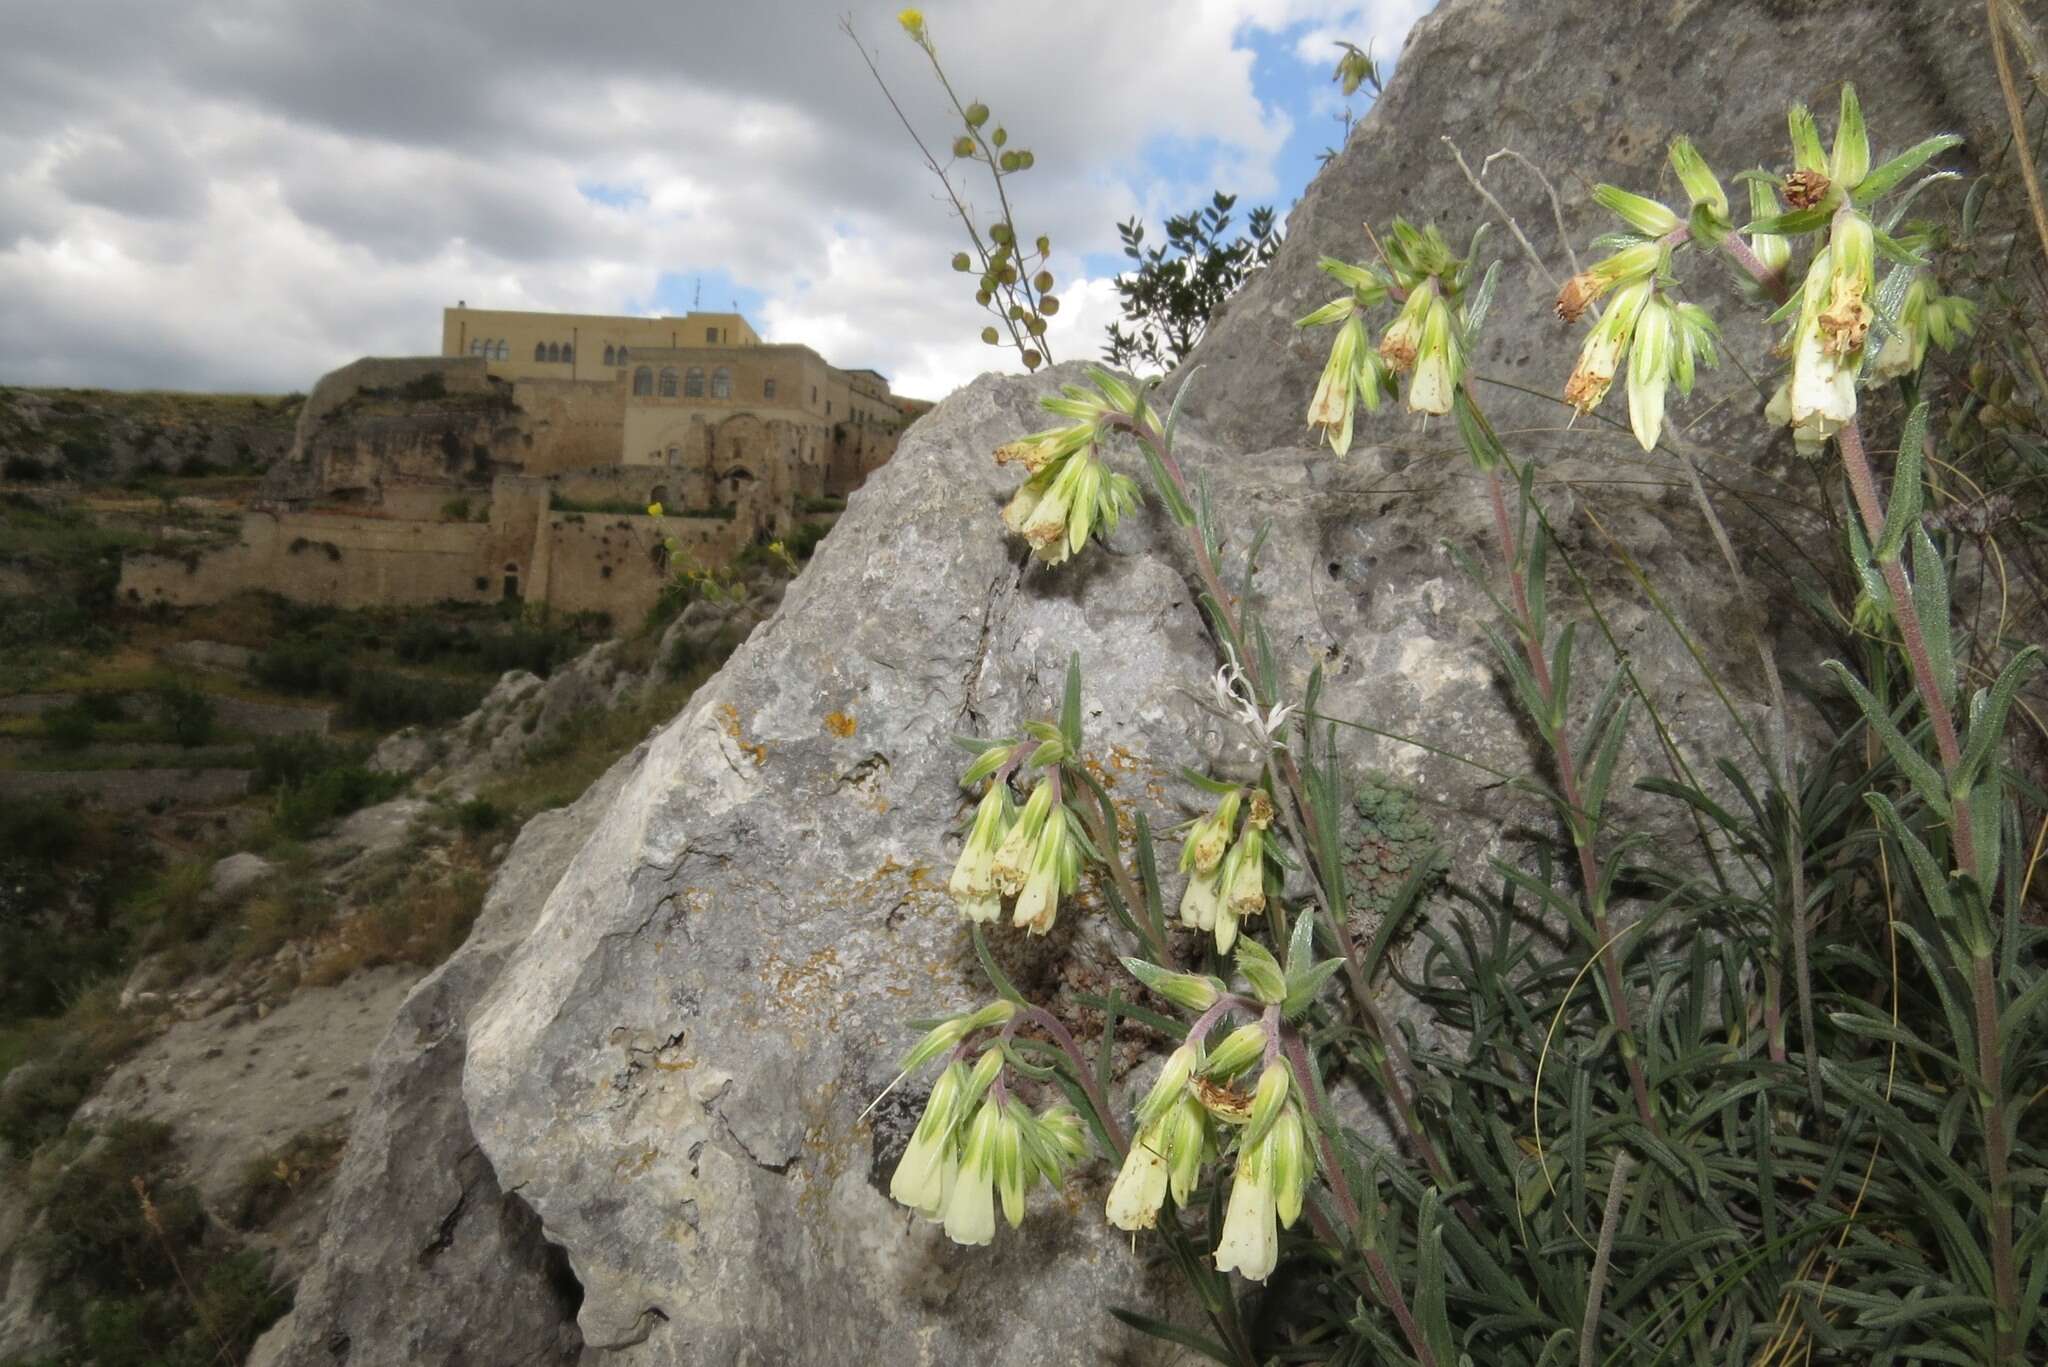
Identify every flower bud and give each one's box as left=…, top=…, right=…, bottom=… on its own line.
left=1268, top=1109, right=1310, bottom=1229
left=1626, top=294, right=1675, bottom=452
left=1135, top=1041, right=1202, bottom=1130
left=1180, top=791, right=1243, bottom=876
left=1667, top=136, right=1727, bottom=222
left=1121, top=956, right=1226, bottom=1013
left=1592, top=183, right=1681, bottom=238
left=1235, top=938, right=1286, bottom=1006
left=1243, top=1061, right=1291, bottom=1151
left=991, top=779, right=1053, bottom=894
left=1203, top=1022, right=1268, bottom=1080
left=1828, top=84, right=1869, bottom=192
left=1746, top=180, right=1790, bottom=277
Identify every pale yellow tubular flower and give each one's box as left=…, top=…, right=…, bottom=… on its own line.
left=1405, top=295, right=1458, bottom=416
left=949, top=784, right=1012, bottom=907
left=1564, top=278, right=1652, bottom=416
left=1626, top=295, right=1675, bottom=452
left=1180, top=867, right=1223, bottom=932
left=1307, top=314, right=1363, bottom=454
left=1105, top=1120, right=1172, bottom=1231
left=941, top=1101, right=1000, bottom=1246
left=1377, top=278, right=1436, bottom=373
left=1213, top=1134, right=1280, bottom=1281
left=991, top=779, right=1053, bottom=895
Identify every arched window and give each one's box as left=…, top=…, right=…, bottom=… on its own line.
left=616, top=346, right=628, bottom=363
left=711, top=367, right=732, bottom=399
left=763, top=378, right=777, bottom=400
left=633, top=366, right=653, bottom=396
left=470, top=339, right=485, bottom=356
left=535, top=342, right=548, bottom=362
left=561, top=343, right=573, bottom=364
left=658, top=367, right=678, bottom=397
left=546, top=342, right=561, bottom=363
left=603, top=344, right=616, bottom=366
left=494, top=341, right=508, bottom=361
left=684, top=368, right=705, bottom=398
left=649, top=483, right=669, bottom=507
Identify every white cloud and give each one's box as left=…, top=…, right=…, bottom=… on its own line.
left=0, top=0, right=1436, bottom=401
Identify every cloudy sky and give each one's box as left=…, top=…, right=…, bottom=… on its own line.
left=0, top=0, right=1433, bottom=401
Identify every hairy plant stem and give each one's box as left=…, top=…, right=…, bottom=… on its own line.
left=1282, top=1032, right=1439, bottom=1367
left=1021, top=1006, right=1262, bottom=1367
left=1101, top=409, right=1466, bottom=1203
left=1484, top=464, right=1660, bottom=1136
left=1833, top=419, right=2015, bottom=1361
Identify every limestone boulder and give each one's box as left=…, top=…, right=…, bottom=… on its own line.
left=250, top=1, right=2006, bottom=1362
left=208, top=851, right=276, bottom=903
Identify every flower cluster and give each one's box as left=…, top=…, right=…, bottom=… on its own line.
left=995, top=369, right=1144, bottom=566
left=1555, top=164, right=1724, bottom=450
left=890, top=1026, right=1089, bottom=1246
left=1296, top=220, right=1473, bottom=452
left=949, top=772, right=1083, bottom=935
left=1178, top=789, right=1273, bottom=954
left=1866, top=272, right=1976, bottom=386
left=1103, top=1026, right=1313, bottom=1282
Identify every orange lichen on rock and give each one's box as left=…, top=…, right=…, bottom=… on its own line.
left=824, top=710, right=857, bottom=738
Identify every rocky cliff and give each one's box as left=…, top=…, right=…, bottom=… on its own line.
left=0, top=385, right=300, bottom=482
left=251, top=1, right=2005, bottom=1362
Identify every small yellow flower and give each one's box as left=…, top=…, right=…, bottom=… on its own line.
left=897, top=8, right=925, bottom=35
left=646, top=501, right=664, bottom=518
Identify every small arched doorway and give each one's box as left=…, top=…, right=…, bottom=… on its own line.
left=502, top=562, right=520, bottom=601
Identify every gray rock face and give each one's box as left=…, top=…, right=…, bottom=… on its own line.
left=256, top=2, right=2004, bottom=1362
left=247, top=768, right=627, bottom=1367
left=209, top=851, right=276, bottom=902
left=1178, top=0, right=2001, bottom=456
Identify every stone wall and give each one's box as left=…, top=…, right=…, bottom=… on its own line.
left=510, top=378, right=628, bottom=475
left=0, top=768, right=252, bottom=811
left=530, top=510, right=747, bottom=622
left=119, top=511, right=522, bottom=610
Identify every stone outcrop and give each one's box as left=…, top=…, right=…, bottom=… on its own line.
left=0, top=385, right=299, bottom=481
left=1180, top=0, right=2001, bottom=456
left=253, top=2, right=2004, bottom=1362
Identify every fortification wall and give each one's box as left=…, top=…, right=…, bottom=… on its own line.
left=120, top=511, right=524, bottom=610
left=511, top=378, right=627, bottom=474
left=532, top=511, right=747, bottom=621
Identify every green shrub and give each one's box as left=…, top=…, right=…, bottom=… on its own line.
left=270, top=765, right=406, bottom=840
left=39, top=701, right=96, bottom=751
left=341, top=669, right=480, bottom=729
left=455, top=797, right=505, bottom=836
left=27, top=1119, right=290, bottom=1366
left=152, top=681, right=215, bottom=748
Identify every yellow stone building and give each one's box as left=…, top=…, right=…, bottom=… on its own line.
left=121, top=307, right=925, bottom=626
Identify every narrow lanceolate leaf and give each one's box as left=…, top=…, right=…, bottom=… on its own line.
left=1854, top=133, right=1963, bottom=205
left=1822, top=661, right=1950, bottom=818
left=1452, top=385, right=1506, bottom=472
left=1059, top=652, right=1084, bottom=751
left=1866, top=793, right=1956, bottom=927
left=1284, top=904, right=1316, bottom=979
left=1104, top=1309, right=1236, bottom=1366
left=1583, top=696, right=1634, bottom=827
left=1739, top=206, right=1833, bottom=238
left=1951, top=646, right=2042, bottom=799
left=1910, top=528, right=1955, bottom=705
left=1873, top=402, right=1929, bottom=563
left=1162, top=363, right=1201, bottom=453
left=1281, top=958, right=1345, bottom=1019
left=1461, top=258, right=1503, bottom=345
